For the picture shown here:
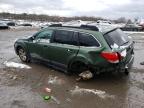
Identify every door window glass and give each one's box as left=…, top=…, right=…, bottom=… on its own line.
left=79, top=33, right=100, bottom=47
left=54, top=30, right=78, bottom=45
left=35, top=30, right=53, bottom=40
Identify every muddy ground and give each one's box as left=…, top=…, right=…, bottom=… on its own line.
left=0, top=27, right=144, bottom=108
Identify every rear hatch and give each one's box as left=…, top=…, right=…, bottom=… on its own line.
left=103, top=28, right=134, bottom=64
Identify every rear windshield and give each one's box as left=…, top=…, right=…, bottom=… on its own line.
left=104, top=29, right=129, bottom=47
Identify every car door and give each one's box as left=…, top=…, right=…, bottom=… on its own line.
left=78, top=32, right=102, bottom=65
left=27, top=29, right=54, bottom=60
left=44, top=30, right=79, bottom=68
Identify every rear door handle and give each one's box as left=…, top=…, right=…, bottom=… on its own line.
left=67, top=49, right=73, bottom=52
left=44, top=45, right=47, bottom=47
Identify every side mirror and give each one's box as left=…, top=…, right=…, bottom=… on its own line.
left=31, top=36, right=35, bottom=40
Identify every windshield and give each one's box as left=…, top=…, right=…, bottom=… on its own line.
left=104, top=29, right=130, bottom=48
left=0, top=23, right=6, bottom=26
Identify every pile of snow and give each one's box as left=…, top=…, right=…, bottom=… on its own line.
left=62, top=20, right=88, bottom=27
left=124, top=31, right=144, bottom=34
left=3, top=61, right=31, bottom=69
left=70, top=86, right=115, bottom=99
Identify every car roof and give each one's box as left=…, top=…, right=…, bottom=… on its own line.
left=98, top=26, right=118, bottom=34
left=42, top=25, right=117, bottom=36
left=51, top=24, right=116, bottom=33
left=49, top=27, right=98, bottom=33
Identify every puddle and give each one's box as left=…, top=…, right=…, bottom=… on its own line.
left=70, top=86, right=115, bottom=99
left=0, top=85, right=47, bottom=108
left=51, top=96, right=60, bottom=104
left=3, top=61, right=31, bottom=69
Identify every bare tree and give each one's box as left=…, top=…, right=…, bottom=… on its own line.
left=0, top=12, right=104, bottom=22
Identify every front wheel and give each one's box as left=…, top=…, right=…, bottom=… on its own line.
left=18, top=47, right=30, bottom=62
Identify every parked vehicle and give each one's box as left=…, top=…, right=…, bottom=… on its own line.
left=0, top=22, right=9, bottom=29
left=20, top=23, right=32, bottom=26
left=96, top=20, right=112, bottom=25
left=120, top=24, right=143, bottom=31
left=14, top=25, right=134, bottom=75
left=62, top=20, right=87, bottom=27
left=40, top=23, right=50, bottom=29
left=7, top=21, right=16, bottom=26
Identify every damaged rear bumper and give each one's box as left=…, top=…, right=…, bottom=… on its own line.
left=124, top=54, right=134, bottom=71
left=89, top=55, right=134, bottom=74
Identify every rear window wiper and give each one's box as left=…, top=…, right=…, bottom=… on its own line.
left=121, top=41, right=129, bottom=46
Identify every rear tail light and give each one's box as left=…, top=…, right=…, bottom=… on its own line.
left=101, top=52, right=122, bottom=63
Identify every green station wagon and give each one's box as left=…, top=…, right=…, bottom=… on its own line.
left=14, top=25, right=134, bottom=75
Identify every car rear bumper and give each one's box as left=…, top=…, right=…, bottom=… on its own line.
left=0, top=26, right=9, bottom=29
left=124, top=54, right=134, bottom=71
left=89, top=54, right=134, bottom=74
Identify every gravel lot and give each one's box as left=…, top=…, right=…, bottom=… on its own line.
left=0, top=28, right=144, bottom=108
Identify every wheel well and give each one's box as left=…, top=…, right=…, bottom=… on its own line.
left=68, top=61, right=88, bottom=73
left=16, top=45, right=31, bottom=62
left=16, top=46, right=23, bottom=54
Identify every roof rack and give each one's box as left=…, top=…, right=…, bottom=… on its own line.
left=80, top=25, right=99, bottom=31
left=49, top=24, right=99, bottom=31
left=49, top=24, right=62, bottom=27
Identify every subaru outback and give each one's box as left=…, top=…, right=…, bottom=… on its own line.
left=14, top=25, right=134, bottom=75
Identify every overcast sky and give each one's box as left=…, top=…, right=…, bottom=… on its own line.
left=0, top=0, right=144, bottom=19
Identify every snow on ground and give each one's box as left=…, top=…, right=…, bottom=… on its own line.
left=124, top=31, right=144, bottom=34
left=70, top=86, right=115, bottom=99
left=48, top=75, right=65, bottom=85
left=3, top=61, right=31, bottom=69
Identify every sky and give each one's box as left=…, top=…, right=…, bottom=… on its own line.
left=0, top=0, right=144, bottom=19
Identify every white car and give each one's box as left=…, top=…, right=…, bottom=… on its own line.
left=0, top=22, right=9, bottom=29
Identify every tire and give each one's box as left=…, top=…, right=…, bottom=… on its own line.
left=69, top=62, right=88, bottom=74
left=124, top=69, right=129, bottom=75
left=17, top=47, right=30, bottom=62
